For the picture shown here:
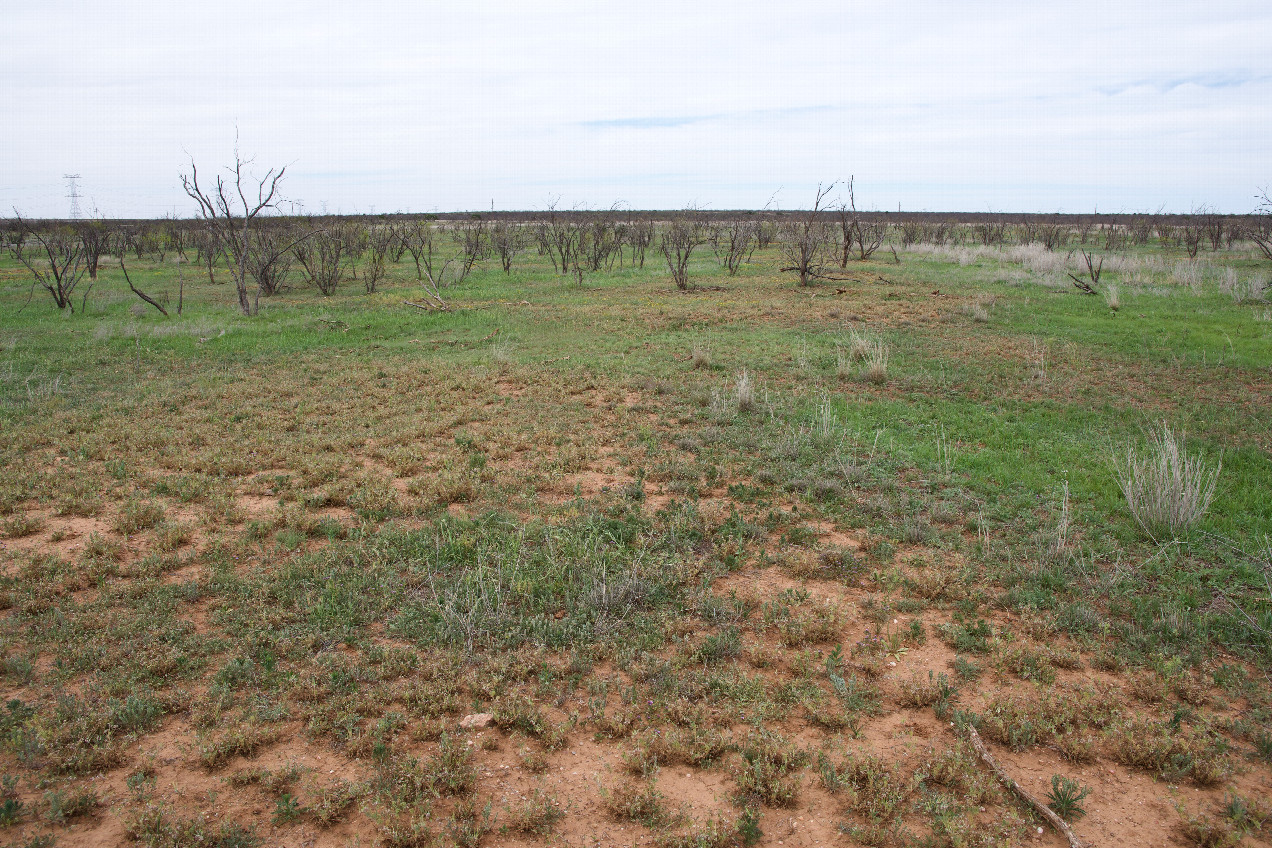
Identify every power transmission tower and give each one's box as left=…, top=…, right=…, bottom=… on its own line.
left=64, top=174, right=82, bottom=220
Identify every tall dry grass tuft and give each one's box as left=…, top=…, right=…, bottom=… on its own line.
left=691, top=342, right=713, bottom=370
left=1103, top=283, right=1120, bottom=312
left=848, top=330, right=872, bottom=361
left=862, top=340, right=890, bottom=385
left=734, top=369, right=758, bottom=412
left=1113, top=424, right=1221, bottom=541
left=835, top=345, right=853, bottom=378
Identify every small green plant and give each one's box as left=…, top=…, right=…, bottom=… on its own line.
left=1045, top=774, right=1090, bottom=821
left=1219, top=791, right=1271, bottom=834
left=695, top=627, right=742, bottom=665
left=953, top=656, right=982, bottom=681
left=0, top=796, right=23, bottom=826
left=1, top=514, right=43, bottom=538
left=113, top=499, right=166, bottom=535
left=272, top=793, right=302, bottom=825
left=734, top=730, right=808, bottom=808
left=44, top=787, right=99, bottom=822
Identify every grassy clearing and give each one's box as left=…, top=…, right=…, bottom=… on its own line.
left=0, top=225, right=1269, bottom=845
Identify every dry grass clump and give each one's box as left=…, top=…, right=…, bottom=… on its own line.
left=818, top=750, right=912, bottom=821
left=978, top=683, right=1121, bottom=751
left=862, top=339, right=890, bottom=384
left=839, top=330, right=890, bottom=384
left=1104, top=282, right=1121, bottom=311
left=112, top=499, right=166, bottom=535
left=1113, top=424, right=1221, bottom=540
left=1108, top=717, right=1231, bottom=785
left=603, top=778, right=673, bottom=827
left=690, top=341, right=712, bottom=369
left=958, top=297, right=993, bottom=322
left=505, top=788, right=564, bottom=835
left=734, top=369, right=757, bottom=412
left=896, top=669, right=955, bottom=708
left=733, top=730, right=808, bottom=808
left=1, top=513, right=43, bottom=538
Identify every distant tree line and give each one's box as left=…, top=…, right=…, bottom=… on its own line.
left=5, top=158, right=1269, bottom=313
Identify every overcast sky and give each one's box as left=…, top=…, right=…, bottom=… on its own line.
left=3, top=1, right=1269, bottom=218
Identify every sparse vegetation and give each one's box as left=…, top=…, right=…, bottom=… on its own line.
left=0, top=208, right=1268, bottom=846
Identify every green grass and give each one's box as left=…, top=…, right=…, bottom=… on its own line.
left=1, top=225, right=1270, bottom=841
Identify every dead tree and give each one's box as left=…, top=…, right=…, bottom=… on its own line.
left=294, top=223, right=351, bottom=296
left=779, top=183, right=838, bottom=285
left=837, top=178, right=884, bottom=263
left=1068, top=250, right=1102, bottom=295
left=403, top=219, right=456, bottom=289
left=75, top=220, right=110, bottom=280
left=711, top=219, right=756, bottom=275
left=659, top=212, right=709, bottom=290
left=362, top=224, right=396, bottom=293
left=11, top=215, right=89, bottom=312
left=181, top=150, right=287, bottom=316
left=450, top=220, right=487, bottom=283
left=489, top=221, right=524, bottom=273
left=246, top=224, right=298, bottom=296
left=626, top=219, right=655, bottom=268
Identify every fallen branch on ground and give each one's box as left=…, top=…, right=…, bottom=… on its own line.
left=403, top=298, right=449, bottom=312
left=1067, top=274, right=1098, bottom=295
left=968, top=725, right=1085, bottom=848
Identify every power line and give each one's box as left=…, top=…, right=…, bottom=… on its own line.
left=64, top=173, right=82, bottom=220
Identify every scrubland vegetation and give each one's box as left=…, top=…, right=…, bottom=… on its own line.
left=0, top=198, right=1270, bottom=847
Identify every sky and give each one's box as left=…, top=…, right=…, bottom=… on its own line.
left=2, top=1, right=1270, bottom=218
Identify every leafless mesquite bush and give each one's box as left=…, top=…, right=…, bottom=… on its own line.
left=489, top=221, right=525, bottom=273
left=1250, top=188, right=1272, bottom=286
left=9, top=215, right=91, bottom=312
left=245, top=225, right=299, bottom=297
left=181, top=151, right=288, bottom=316
left=293, top=223, right=353, bottom=296
left=779, top=183, right=837, bottom=285
left=359, top=224, right=397, bottom=293
left=1112, top=424, right=1221, bottom=541
left=626, top=219, right=655, bottom=268
left=711, top=219, right=757, bottom=275
left=837, top=177, right=885, bottom=263
left=450, top=220, right=488, bottom=284
left=660, top=212, right=709, bottom=290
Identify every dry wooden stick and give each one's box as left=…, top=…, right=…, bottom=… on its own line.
left=968, top=725, right=1086, bottom=848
